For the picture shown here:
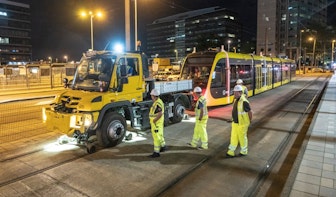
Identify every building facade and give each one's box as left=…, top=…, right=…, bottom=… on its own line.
left=146, top=7, right=242, bottom=60
left=0, top=0, right=31, bottom=65
left=257, top=0, right=327, bottom=62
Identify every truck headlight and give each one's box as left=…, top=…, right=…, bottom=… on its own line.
left=42, top=107, right=47, bottom=122
left=83, top=113, right=93, bottom=127
left=70, top=113, right=93, bottom=129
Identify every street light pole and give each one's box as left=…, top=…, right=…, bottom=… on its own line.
left=299, top=30, right=303, bottom=74
left=174, top=49, right=178, bottom=61
left=332, top=40, right=335, bottom=66
left=312, top=37, right=316, bottom=66
left=227, top=40, right=231, bottom=52
left=90, top=12, right=94, bottom=50
left=125, top=0, right=131, bottom=51
left=81, top=10, right=103, bottom=50
left=134, top=0, right=138, bottom=51
left=264, top=27, right=268, bottom=56
left=309, top=36, right=316, bottom=66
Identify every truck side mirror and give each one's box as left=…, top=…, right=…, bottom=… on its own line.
left=117, top=76, right=129, bottom=92
left=63, top=78, right=69, bottom=88
left=118, top=68, right=127, bottom=92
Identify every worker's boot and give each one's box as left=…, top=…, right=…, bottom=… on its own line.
left=148, top=152, right=160, bottom=158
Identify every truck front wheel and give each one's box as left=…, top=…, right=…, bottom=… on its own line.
left=97, top=112, right=126, bottom=148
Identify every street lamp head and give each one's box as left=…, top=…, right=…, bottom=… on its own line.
left=308, top=37, right=315, bottom=41
left=96, top=11, right=103, bottom=18
left=79, top=10, right=105, bottom=50
left=80, top=10, right=103, bottom=18
left=80, top=12, right=85, bottom=17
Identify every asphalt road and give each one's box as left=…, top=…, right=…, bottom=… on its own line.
left=0, top=74, right=331, bottom=197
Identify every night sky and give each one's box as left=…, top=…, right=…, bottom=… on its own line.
left=13, top=0, right=256, bottom=62
left=16, top=0, right=336, bottom=62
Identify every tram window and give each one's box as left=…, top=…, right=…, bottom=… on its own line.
left=274, top=64, right=281, bottom=82
left=182, top=56, right=215, bottom=79
left=66, top=67, right=76, bottom=76
left=282, top=65, right=289, bottom=80
left=41, top=68, right=50, bottom=76
left=4, top=68, right=12, bottom=75
left=230, top=64, right=252, bottom=83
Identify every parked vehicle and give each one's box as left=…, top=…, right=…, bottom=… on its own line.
left=42, top=50, right=192, bottom=153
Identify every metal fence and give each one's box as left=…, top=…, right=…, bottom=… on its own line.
left=0, top=63, right=77, bottom=90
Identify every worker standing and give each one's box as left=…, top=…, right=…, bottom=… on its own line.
left=148, top=88, right=167, bottom=158
left=236, top=79, right=248, bottom=98
left=188, top=86, right=209, bottom=150
left=226, top=85, right=252, bottom=157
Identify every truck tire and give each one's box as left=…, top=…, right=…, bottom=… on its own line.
left=97, top=112, right=126, bottom=148
left=169, top=99, right=185, bottom=123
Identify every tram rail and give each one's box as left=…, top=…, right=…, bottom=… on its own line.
left=156, top=76, right=329, bottom=196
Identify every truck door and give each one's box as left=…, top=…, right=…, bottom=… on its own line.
left=117, top=56, right=144, bottom=102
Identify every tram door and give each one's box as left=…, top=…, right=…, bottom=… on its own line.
left=209, top=58, right=226, bottom=99
left=265, top=60, right=273, bottom=89
left=273, top=63, right=282, bottom=87
left=254, top=60, right=263, bottom=94
left=281, top=62, right=290, bottom=84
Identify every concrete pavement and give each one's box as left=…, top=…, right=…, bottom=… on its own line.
left=287, top=74, right=336, bottom=196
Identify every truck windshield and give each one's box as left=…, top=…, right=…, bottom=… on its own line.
left=72, top=57, right=116, bottom=92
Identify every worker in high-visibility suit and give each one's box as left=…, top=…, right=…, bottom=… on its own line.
left=148, top=88, right=166, bottom=158
left=188, top=86, right=209, bottom=150
left=227, top=85, right=253, bottom=157
left=236, top=79, right=248, bottom=98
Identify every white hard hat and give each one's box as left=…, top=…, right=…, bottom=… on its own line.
left=233, top=85, right=243, bottom=92
left=236, top=79, right=243, bottom=84
left=193, top=86, right=202, bottom=93
left=150, top=89, right=160, bottom=96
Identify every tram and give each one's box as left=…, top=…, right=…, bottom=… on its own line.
left=180, top=48, right=296, bottom=107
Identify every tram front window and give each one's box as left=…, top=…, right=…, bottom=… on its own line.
left=181, top=57, right=214, bottom=89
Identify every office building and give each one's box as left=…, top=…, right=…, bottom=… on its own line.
left=0, top=0, right=31, bottom=65
left=146, top=7, right=242, bottom=60
left=257, top=0, right=327, bottom=60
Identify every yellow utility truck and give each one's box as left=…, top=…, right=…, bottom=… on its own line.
left=42, top=50, right=192, bottom=153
